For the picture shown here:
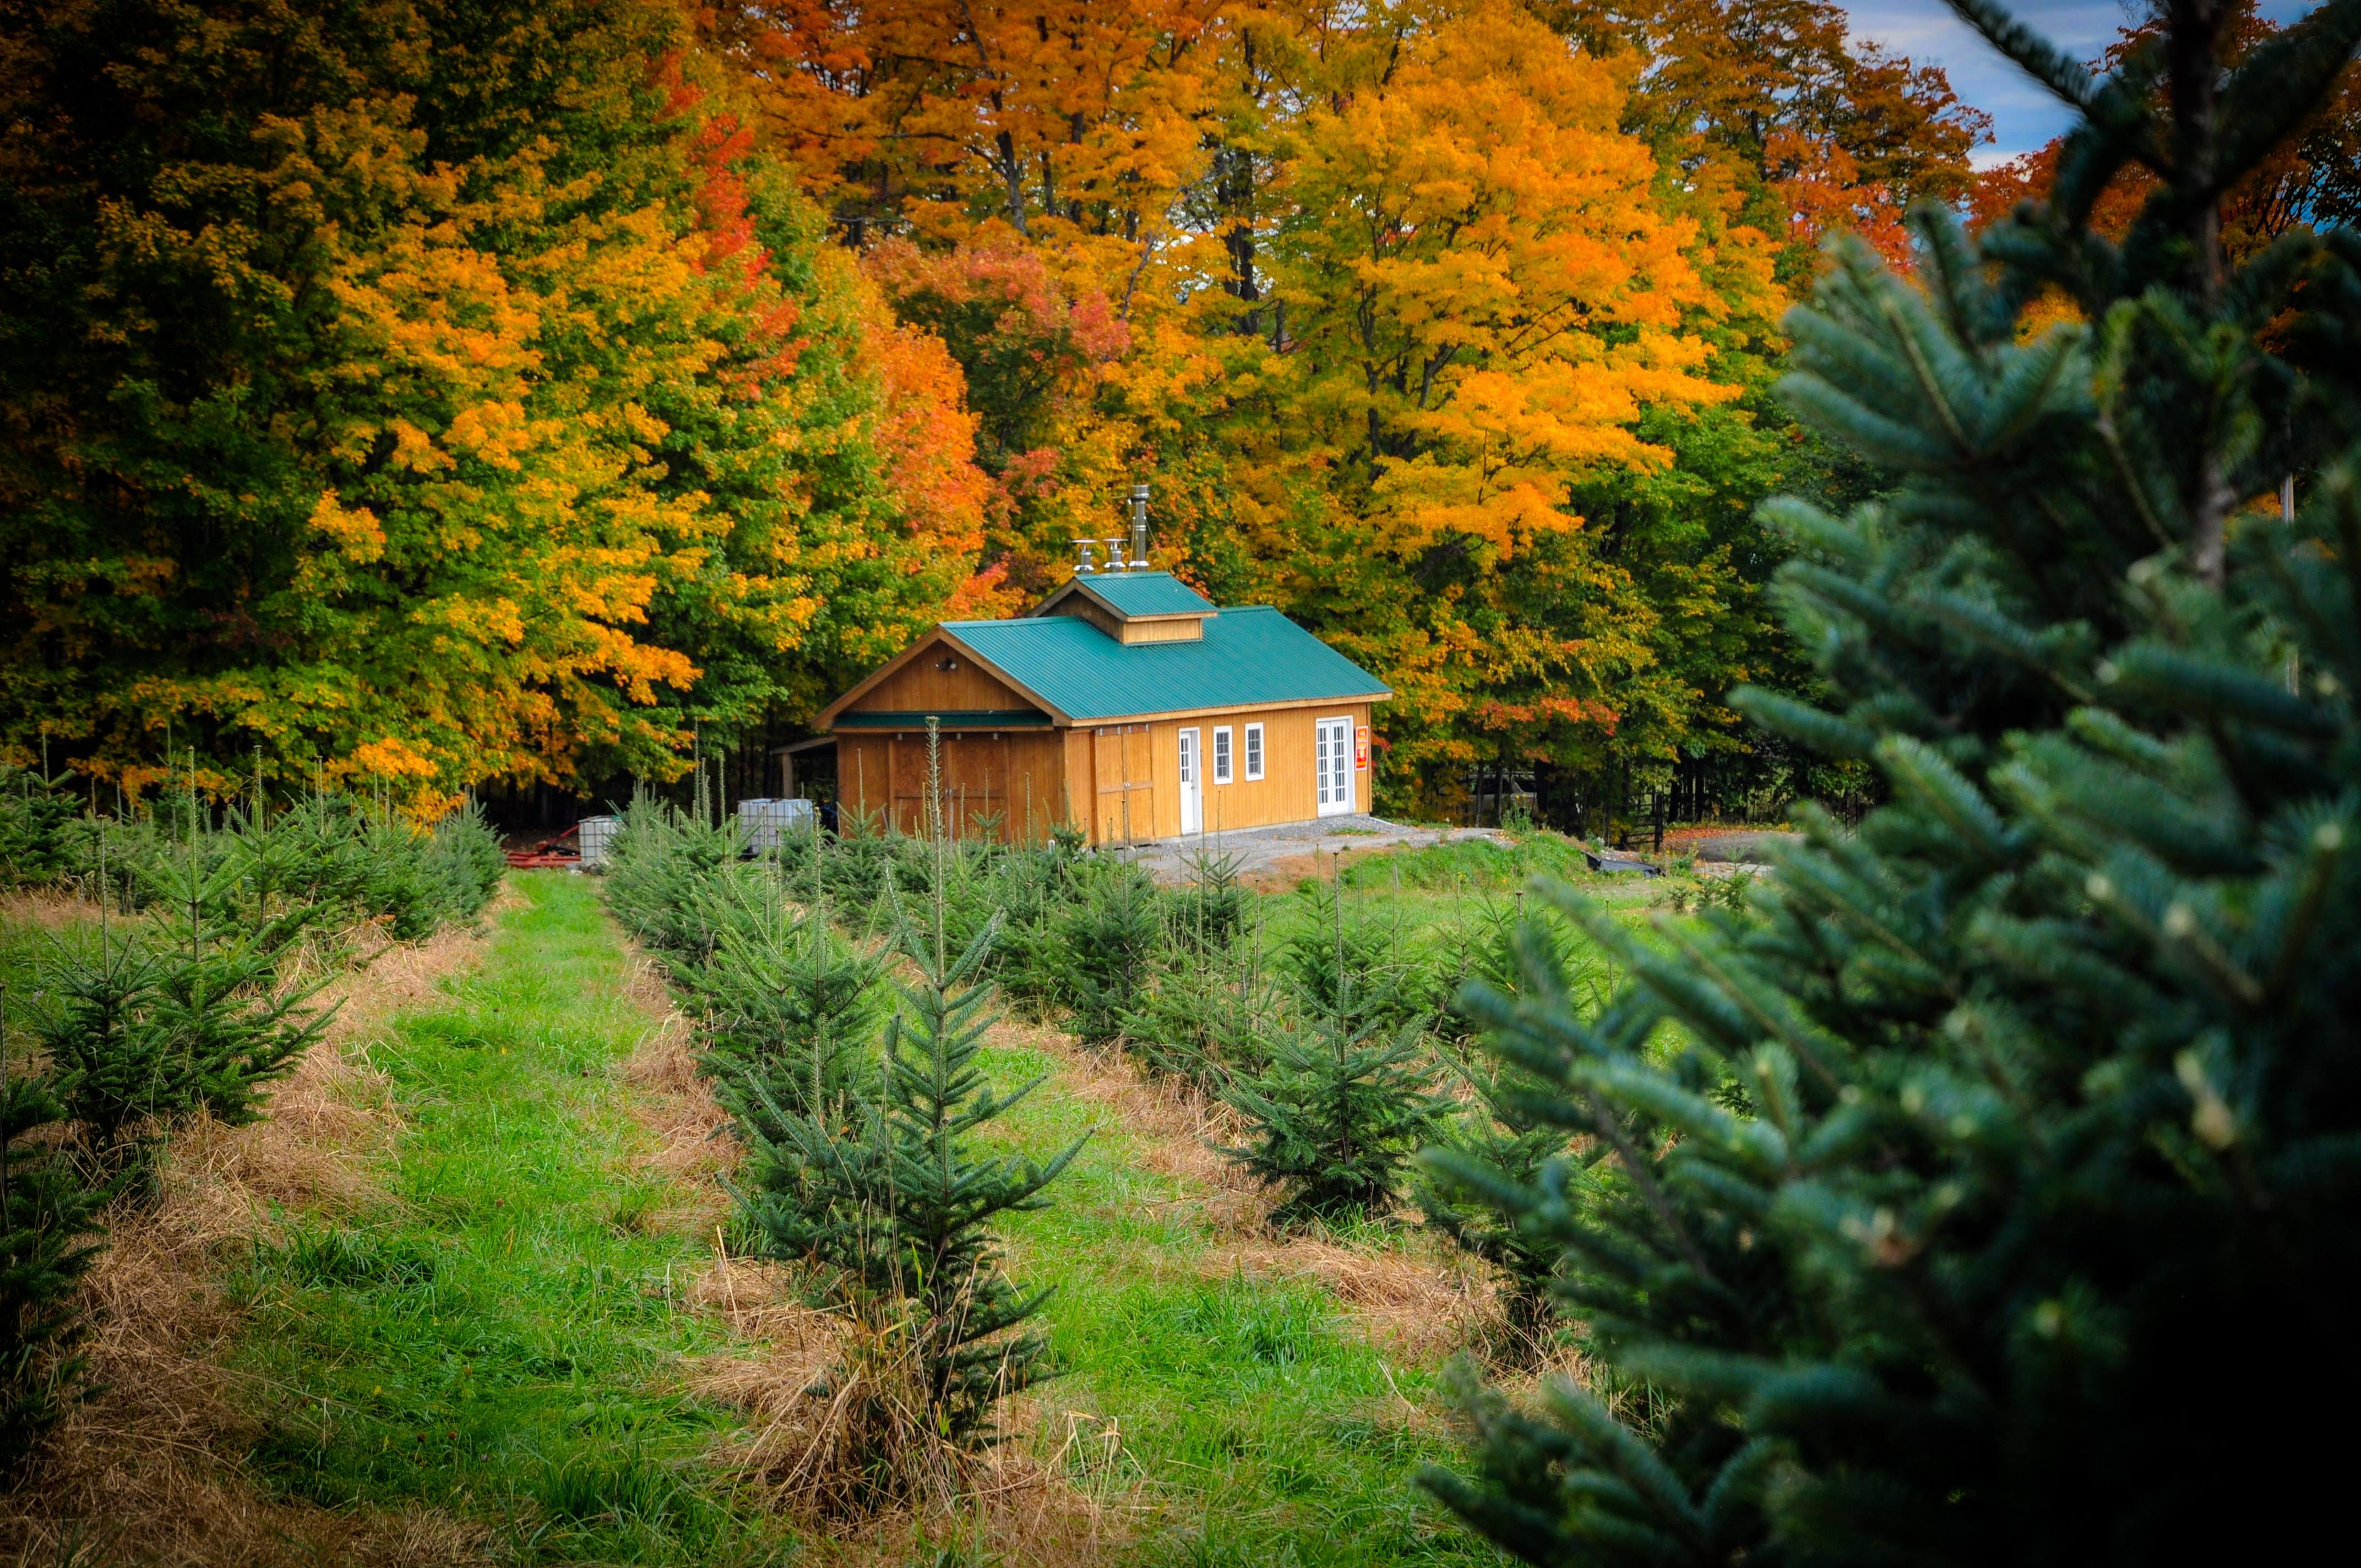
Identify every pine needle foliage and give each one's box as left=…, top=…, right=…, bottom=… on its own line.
left=1221, top=872, right=1449, bottom=1221
left=0, top=1052, right=111, bottom=1468
left=1169, top=847, right=1247, bottom=957
left=693, top=870, right=889, bottom=1134
left=34, top=941, right=188, bottom=1171
left=737, top=723, right=1086, bottom=1445
left=1279, top=875, right=1439, bottom=1040
left=150, top=937, right=334, bottom=1129
left=605, top=782, right=751, bottom=962
left=1418, top=916, right=1615, bottom=1343
left=1220, top=1012, right=1449, bottom=1224
left=0, top=766, right=78, bottom=891
left=1120, top=942, right=1276, bottom=1093
left=1422, top=2, right=2361, bottom=1562
left=1050, top=858, right=1165, bottom=1047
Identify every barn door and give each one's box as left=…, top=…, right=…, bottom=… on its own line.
left=1092, top=726, right=1157, bottom=842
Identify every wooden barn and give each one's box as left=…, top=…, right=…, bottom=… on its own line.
left=814, top=570, right=1391, bottom=843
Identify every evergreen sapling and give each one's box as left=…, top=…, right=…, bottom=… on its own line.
left=739, top=722, right=1086, bottom=1444
left=1052, top=859, right=1165, bottom=1046
left=699, top=830, right=888, bottom=1135
left=0, top=984, right=112, bottom=1468
left=1422, top=2, right=2361, bottom=1560
left=1221, top=861, right=1448, bottom=1220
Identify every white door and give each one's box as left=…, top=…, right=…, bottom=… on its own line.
left=1315, top=717, right=1354, bottom=816
left=1178, top=727, right=1202, bottom=834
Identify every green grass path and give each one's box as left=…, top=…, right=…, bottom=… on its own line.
left=230, top=872, right=788, bottom=1565
left=225, top=871, right=1499, bottom=1567
left=972, top=1031, right=1499, bottom=1568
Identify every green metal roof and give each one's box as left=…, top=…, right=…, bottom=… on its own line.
left=942, top=606, right=1389, bottom=722
left=1072, top=570, right=1217, bottom=618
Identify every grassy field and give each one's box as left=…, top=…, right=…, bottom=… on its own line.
left=222, top=873, right=792, bottom=1563
left=973, top=1025, right=1499, bottom=1566
left=0, top=862, right=1604, bottom=1562
left=1239, top=829, right=1701, bottom=988
left=113, top=872, right=1502, bottom=1564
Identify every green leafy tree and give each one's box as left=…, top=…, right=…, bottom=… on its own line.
left=0, top=0, right=982, bottom=801
left=1421, top=1, right=2361, bottom=1561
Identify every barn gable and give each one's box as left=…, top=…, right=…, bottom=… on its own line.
left=818, top=628, right=1058, bottom=728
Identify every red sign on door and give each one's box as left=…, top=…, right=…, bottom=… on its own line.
left=1355, top=726, right=1370, bottom=769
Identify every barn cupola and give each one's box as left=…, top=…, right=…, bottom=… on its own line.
left=1034, top=485, right=1215, bottom=643
left=1032, top=568, right=1216, bottom=644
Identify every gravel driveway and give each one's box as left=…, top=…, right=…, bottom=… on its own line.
left=1116, top=814, right=1510, bottom=888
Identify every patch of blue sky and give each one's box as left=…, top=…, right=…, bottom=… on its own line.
left=1838, top=1, right=2322, bottom=164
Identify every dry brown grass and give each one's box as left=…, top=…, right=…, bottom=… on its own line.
left=0, top=916, right=493, bottom=1566
left=683, top=1250, right=1138, bottom=1567
left=987, top=1016, right=1268, bottom=1220
left=0, top=889, right=103, bottom=930
left=614, top=946, right=740, bottom=1232
left=648, top=961, right=1141, bottom=1564
left=1201, top=1231, right=1498, bottom=1365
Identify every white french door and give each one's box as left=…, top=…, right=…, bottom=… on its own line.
left=1178, top=727, right=1202, bottom=834
left=1315, top=717, right=1354, bottom=816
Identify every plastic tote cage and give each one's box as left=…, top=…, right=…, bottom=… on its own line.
left=737, top=798, right=815, bottom=851
left=576, top=814, right=621, bottom=870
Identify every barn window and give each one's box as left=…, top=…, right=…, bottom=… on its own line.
left=1213, top=726, right=1233, bottom=784
left=1244, top=723, right=1264, bottom=780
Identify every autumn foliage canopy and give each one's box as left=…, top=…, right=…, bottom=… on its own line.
left=2, top=0, right=2003, bottom=818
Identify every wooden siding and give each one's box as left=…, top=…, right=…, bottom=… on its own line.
left=1118, top=616, right=1203, bottom=645
left=1084, top=723, right=1158, bottom=842
left=1042, top=592, right=1204, bottom=645
left=1045, top=596, right=1124, bottom=642
left=1071, top=701, right=1370, bottom=843
left=838, top=729, right=1069, bottom=841
left=835, top=696, right=1373, bottom=846
left=1187, top=703, right=1370, bottom=836
left=851, top=642, right=1033, bottom=715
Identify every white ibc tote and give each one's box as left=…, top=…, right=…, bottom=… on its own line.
left=736, top=797, right=815, bottom=850
left=576, top=814, right=621, bottom=869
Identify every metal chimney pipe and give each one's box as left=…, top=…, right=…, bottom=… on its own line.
left=1071, top=537, right=1097, bottom=575
left=1102, top=535, right=1127, bottom=571
left=1129, top=480, right=1151, bottom=569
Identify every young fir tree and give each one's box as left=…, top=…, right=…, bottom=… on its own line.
left=1220, top=864, right=1449, bottom=1220
left=1051, top=859, right=1166, bottom=1046
left=138, top=803, right=338, bottom=1129
left=697, top=830, right=889, bottom=1135
left=739, top=723, right=1086, bottom=1442
left=0, top=764, right=79, bottom=892
left=36, top=938, right=186, bottom=1172
left=1417, top=916, right=1613, bottom=1343
left=1422, top=2, right=2361, bottom=1561
left=1277, top=873, right=1437, bottom=1039
left=0, top=987, right=112, bottom=1467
